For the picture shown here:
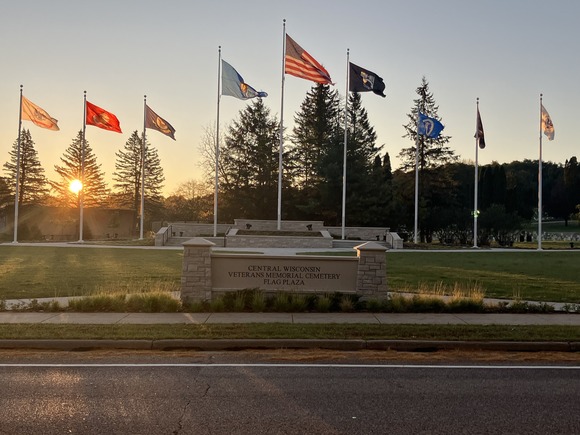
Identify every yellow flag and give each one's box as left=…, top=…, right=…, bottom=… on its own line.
left=21, top=96, right=59, bottom=131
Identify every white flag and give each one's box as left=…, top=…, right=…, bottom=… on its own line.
left=541, top=104, right=554, bottom=141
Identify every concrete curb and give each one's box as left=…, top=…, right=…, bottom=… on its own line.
left=0, top=339, right=579, bottom=352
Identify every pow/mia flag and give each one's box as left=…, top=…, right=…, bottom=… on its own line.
left=349, top=62, right=386, bottom=97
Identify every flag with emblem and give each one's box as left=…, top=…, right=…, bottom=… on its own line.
left=86, top=101, right=122, bottom=133
left=417, top=112, right=444, bottom=139
left=285, top=34, right=333, bottom=85
left=222, top=60, right=267, bottom=100
left=145, top=104, right=176, bottom=140
left=541, top=104, right=554, bottom=141
left=349, top=62, right=386, bottom=97
left=21, top=96, right=59, bottom=131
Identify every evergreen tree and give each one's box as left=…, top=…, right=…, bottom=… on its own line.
left=398, top=77, right=456, bottom=242
left=564, top=157, right=580, bottom=223
left=3, top=129, right=49, bottom=206
left=382, top=152, right=393, bottom=181
left=50, top=131, right=109, bottom=208
left=217, top=99, right=280, bottom=221
left=288, top=84, right=342, bottom=222
left=0, top=177, right=11, bottom=213
left=341, top=92, right=383, bottom=226
left=113, top=130, right=165, bottom=231
left=399, top=77, right=455, bottom=170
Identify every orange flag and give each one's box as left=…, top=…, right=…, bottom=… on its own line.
left=86, top=101, right=122, bottom=133
left=21, top=96, right=59, bottom=131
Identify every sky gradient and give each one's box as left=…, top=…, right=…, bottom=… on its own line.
left=1, top=0, right=578, bottom=196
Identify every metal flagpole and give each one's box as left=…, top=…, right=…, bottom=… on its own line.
left=341, top=49, right=350, bottom=240
left=413, top=109, right=420, bottom=244
left=214, top=46, right=221, bottom=238
left=79, top=91, right=87, bottom=242
left=473, top=97, right=480, bottom=248
left=538, top=94, right=543, bottom=250
left=12, top=85, right=23, bottom=244
left=277, top=19, right=286, bottom=231
left=140, top=95, right=147, bottom=240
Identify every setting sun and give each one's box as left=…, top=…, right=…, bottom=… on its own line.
left=69, top=179, right=82, bottom=194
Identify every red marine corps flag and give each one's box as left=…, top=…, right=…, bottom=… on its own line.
left=85, top=100, right=122, bottom=133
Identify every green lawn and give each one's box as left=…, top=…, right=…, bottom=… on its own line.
left=0, top=245, right=182, bottom=300
left=388, top=251, right=580, bottom=302
left=1, top=323, right=580, bottom=342
left=0, top=245, right=579, bottom=303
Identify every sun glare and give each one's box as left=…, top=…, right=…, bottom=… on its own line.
left=69, top=179, right=83, bottom=194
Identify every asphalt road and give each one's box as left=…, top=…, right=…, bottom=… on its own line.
left=0, top=350, right=579, bottom=435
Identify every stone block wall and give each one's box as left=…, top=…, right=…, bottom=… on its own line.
left=181, top=238, right=214, bottom=302
left=233, top=219, right=325, bottom=232
left=354, top=242, right=388, bottom=299
left=180, top=239, right=388, bottom=302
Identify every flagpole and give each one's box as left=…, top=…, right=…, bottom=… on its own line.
left=13, top=85, right=23, bottom=244
left=277, top=19, right=286, bottom=231
left=341, top=49, right=350, bottom=240
left=413, top=108, right=420, bottom=244
left=214, top=46, right=221, bottom=238
left=473, top=97, right=480, bottom=248
left=79, top=91, right=87, bottom=242
left=538, top=94, right=543, bottom=250
left=140, top=95, right=147, bottom=240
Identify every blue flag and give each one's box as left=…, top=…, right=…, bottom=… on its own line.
left=222, top=60, right=267, bottom=100
left=417, top=112, right=444, bottom=138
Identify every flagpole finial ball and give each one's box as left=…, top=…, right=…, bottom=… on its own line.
left=283, top=18, right=286, bottom=23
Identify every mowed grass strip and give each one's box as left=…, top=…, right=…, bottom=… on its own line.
left=387, top=251, right=580, bottom=302
left=0, top=246, right=579, bottom=303
left=1, top=323, right=580, bottom=342
left=0, top=246, right=182, bottom=299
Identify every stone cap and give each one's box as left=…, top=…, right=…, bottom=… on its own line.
left=182, top=238, right=216, bottom=247
left=353, top=241, right=388, bottom=252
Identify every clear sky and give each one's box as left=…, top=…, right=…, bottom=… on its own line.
left=1, top=0, right=578, bottom=196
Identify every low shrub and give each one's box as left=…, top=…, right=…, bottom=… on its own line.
left=315, top=295, right=332, bottom=312
left=68, top=293, right=126, bottom=312
left=126, top=292, right=181, bottom=313
left=250, top=291, right=267, bottom=312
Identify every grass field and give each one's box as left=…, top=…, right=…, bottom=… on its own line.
left=1, top=323, right=579, bottom=342
left=0, top=245, right=183, bottom=300
left=387, top=251, right=580, bottom=302
left=0, top=245, right=578, bottom=303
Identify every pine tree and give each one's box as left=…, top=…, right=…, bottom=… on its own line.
left=113, top=130, right=165, bottom=231
left=399, top=77, right=455, bottom=170
left=219, top=99, right=280, bottom=221
left=50, top=131, right=109, bottom=208
left=288, top=84, right=342, bottom=222
left=341, top=92, right=383, bottom=226
left=3, top=129, right=49, bottom=206
left=398, top=77, right=457, bottom=242
left=0, top=176, right=12, bottom=212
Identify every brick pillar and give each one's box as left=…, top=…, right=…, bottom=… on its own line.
left=354, top=241, right=388, bottom=299
left=181, top=238, right=214, bottom=303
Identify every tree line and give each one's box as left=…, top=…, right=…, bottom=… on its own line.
left=2, top=77, right=580, bottom=243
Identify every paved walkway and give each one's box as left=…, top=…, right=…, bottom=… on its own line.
left=1, top=310, right=580, bottom=325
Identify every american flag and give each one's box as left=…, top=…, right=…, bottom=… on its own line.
left=285, top=34, right=333, bottom=85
